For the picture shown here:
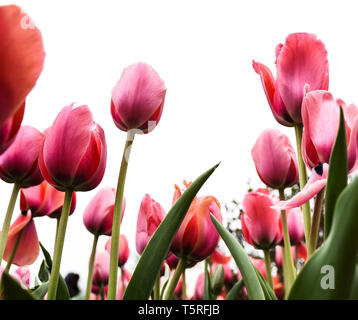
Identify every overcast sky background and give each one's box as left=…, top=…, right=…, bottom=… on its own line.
left=1, top=0, right=358, bottom=296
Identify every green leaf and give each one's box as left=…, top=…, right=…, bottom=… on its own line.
left=210, top=214, right=265, bottom=300
left=32, top=282, right=49, bottom=300
left=288, top=176, right=358, bottom=299
left=211, top=264, right=224, bottom=296
left=349, top=260, right=358, bottom=299
left=38, top=260, right=50, bottom=282
left=226, top=279, right=243, bottom=300
left=123, top=163, right=220, bottom=300
left=204, top=260, right=212, bottom=300
left=324, top=107, right=348, bottom=238
left=2, top=272, right=37, bottom=300
left=39, top=242, right=52, bottom=268
left=160, top=264, right=171, bottom=300
left=254, top=267, right=277, bottom=300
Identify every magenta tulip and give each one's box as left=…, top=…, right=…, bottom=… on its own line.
left=0, top=5, right=45, bottom=126
left=136, top=194, right=166, bottom=255
left=92, top=250, right=110, bottom=287
left=105, top=235, right=130, bottom=268
left=39, top=104, right=107, bottom=192
left=241, top=189, right=281, bottom=249
left=280, top=207, right=305, bottom=245
left=0, top=125, right=44, bottom=187
left=111, top=62, right=166, bottom=134
left=252, top=129, right=299, bottom=189
left=253, top=33, right=329, bottom=126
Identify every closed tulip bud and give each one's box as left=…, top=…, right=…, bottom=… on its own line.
left=83, top=187, right=124, bottom=236
left=0, top=5, right=45, bottom=126
left=92, top=250, right=110, bottom=287
left=280, top=207, right=305, bottom=245
left=170, top=182, right=223, bottom=262
left=253, top=33, right=329, bottom=126
left=252, top=129, right=299, bottom=189
left=39, top=104, right=107, bottom=192
left=111, top=62, right=166, bottom=134
left=0, top=125, right=44, bottom=187
left=105, top=235, right=129, bottom=267
left=241, top=189, right=282, bottom=250
left=136, top=194, right=166, bottom=255
left=20, top=181, right=77, bottom=218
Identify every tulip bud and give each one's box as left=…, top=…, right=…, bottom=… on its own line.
left=281, top=207, right=305, bottom=245
left=83, top=187, right=124, bottom=236
left=39, top=104, right=107, bottom=192
left=0, top=125, right=44, bottom=187
left=92, top=250, right=110, bottom=287
left=111, top=62, right=166, bottom=134
left=136, top=194, right=166, bottom=255
left=20, top=181, right=77, bottom=218
left=105, top=235, right=130, bottom=267
left=251, top=129, right=299, bottom=189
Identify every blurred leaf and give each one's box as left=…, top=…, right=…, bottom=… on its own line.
left=349, top=260, right=358, bottom=299
left=32, top=282, right=49, bottom=300
left=38, top=260, right=50, bottom=282
left=123, top=163, right=220, bottom=300
left=324, top=107, right=348, bottom=238
left=226, top=279, right=243, bottom=300
left=254, top=267, right=277, bottom=300
left=2, top=272, right=37, bottom=300
left=204, top=260, right=212, bottom=300
left=211, top=264, right=224, bottom=296
left=288, top=176, right=358, bottom=299
left=160, top=264, right=171, bottom=300
left=210, top=214, right=265, bottom=300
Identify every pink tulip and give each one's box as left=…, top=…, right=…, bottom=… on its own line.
left=136, top=194, right=166, bottom=255
left=83, top=187, right=124, bottom=236
left=0, top=125, right=44, bottom=187
left=275, top=243, right=307, bottom=268
left=116, top=268, right=131, bottom=299
left=13, top=266, right=30, bottom=288
left=170, top=181, right=222, bottom=262
left=160, top=253, right=179, bottom=276
left=2, top=211, right=39, bottom=266
left=20, top=181, right=77, bottom=218
left=241, top=189, right=282, bottom=249
left=105, top=235, right=130, bottom=267
left=0, top=104, right=24, bottom=155
left=0, top=5, right=45, bottom=126
left=39, top=104, right=107, bottom=192
left=279, top=207, right=305, bottom=245
left=111, top=62, right=166, bottom=134
left=252, top=129, right=299, bottom=189
left=250, top=257, right=267, bottom=279
left=253, top=33, right=329, bottom=126
left=192, top=273, right=205, bottom=300
left=92, top=250, right=110, bottom=287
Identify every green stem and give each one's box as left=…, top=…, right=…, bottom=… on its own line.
left=100, top=283, right=105, bottom=300
left=47, top=190, right=73, bottom=300
left=85, top=233, right=99, bottom=300
left=263, top=250, right=273, bottom=289
left=107, top=131, right=135, bottom=300
left=0, top=183, right=20, bottom=264
left=279, top=189, right=296, bottom=295
left=163, top=258, right=186, bottom=300
left=182, top=268, right=187, bottom=300
left=294, top=125, right=311, bottom=244
left=308, top=188, right=325, bottom=257
left=153, top=272, right=160, bottom=300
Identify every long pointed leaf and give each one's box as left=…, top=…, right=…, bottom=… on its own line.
left=123, top=163, right=220, bottom=300
left=226, top=279, right=243, bottom=300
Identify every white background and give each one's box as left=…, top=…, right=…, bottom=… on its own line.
left=1, top=0, right=358, bottom=297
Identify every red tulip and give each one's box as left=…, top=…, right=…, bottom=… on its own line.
left=0, top=125, right=44, bottom=187
left=92, top=250, right=110, bottom=287
left=241, top=189, right=281, bottom=249
left=39, top=104, right=107, bottom=192
left=136, top=194, right=166, bottom=255
left=170, top=181, right=222, bottom=262
left=105, top=235, right=129, bottom=267
left=0, top=5, right=45, bottom=126
left=83, top=187, right=124, bottom=236
left=20, top=181, right=77, bottom=218
left=253, top=33, right=329, bottom=126
left=211, top=249, right=231, bottom=265
left=111, top=62, right=166, bottom=134
left=0, top=103, right=24, bottom=155
left=2, top=211, right=39, bottom=266
left=280, top=207, right=305, bottom=245
left=252, top=129, right=298, bottom=189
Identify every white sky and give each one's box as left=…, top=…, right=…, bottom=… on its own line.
left=1, top=0, right=358, bottom=296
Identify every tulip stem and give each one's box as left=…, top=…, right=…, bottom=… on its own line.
left=0, top=183, right=20, bottom=264
left=85, top=233, right=99, bottom=300
left=279, top=188, right=296, bottom=295
left=294, top=125, right=311, bottom=245
left=182, top=268, right=187, bottom=300
left=4, top=224, right=26, bottom=274
left=308, top=188, right=325, bottom=258
left=263, top=250, right=273, bottom=289
left=108, top=131, right=135, bottom=300
left=47, top=190, right=73, bottom=300
left=163, top=258, right=186, bottom=300
left=100, top=283, right=105, bottom=300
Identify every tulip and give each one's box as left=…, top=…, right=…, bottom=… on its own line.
left=136, top=194, right=166, bottom=255
left=13, top=266, right=30, bottom=288
left=116, top=268, right=131, bottom=300
left=105, top=235, right=130, bottom=268
left=253, top=33, right=328, bottom=126
left=279, top=207, right=305, bottom=246
left=211, top=249, right=231, bottom=265
left=0, top=104, right=24, bottom=155
left=192, top=273, right=205, bottom=300
left=0, top=5, right=45, bottom=126
left=252, top=129, right=299, bottom=189
left=92, top=250, right=110, bottom=297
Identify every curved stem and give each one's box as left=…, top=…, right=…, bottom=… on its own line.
left=107, top=131, right=135, bottom=300
left=308, top=188, right=325, bottom=257
left=263, top=250, right=273, bottom=289
left=47, top=190, right=73, bottom=300
left=0, top=183, right=20, bottom=264
left=163, top=258, right=186, bottom=300
left=4, top=223, right=26, bottom=274
left=294, top=125, right=311, bottom=244
left=85, top=233, right=99, bottom=300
